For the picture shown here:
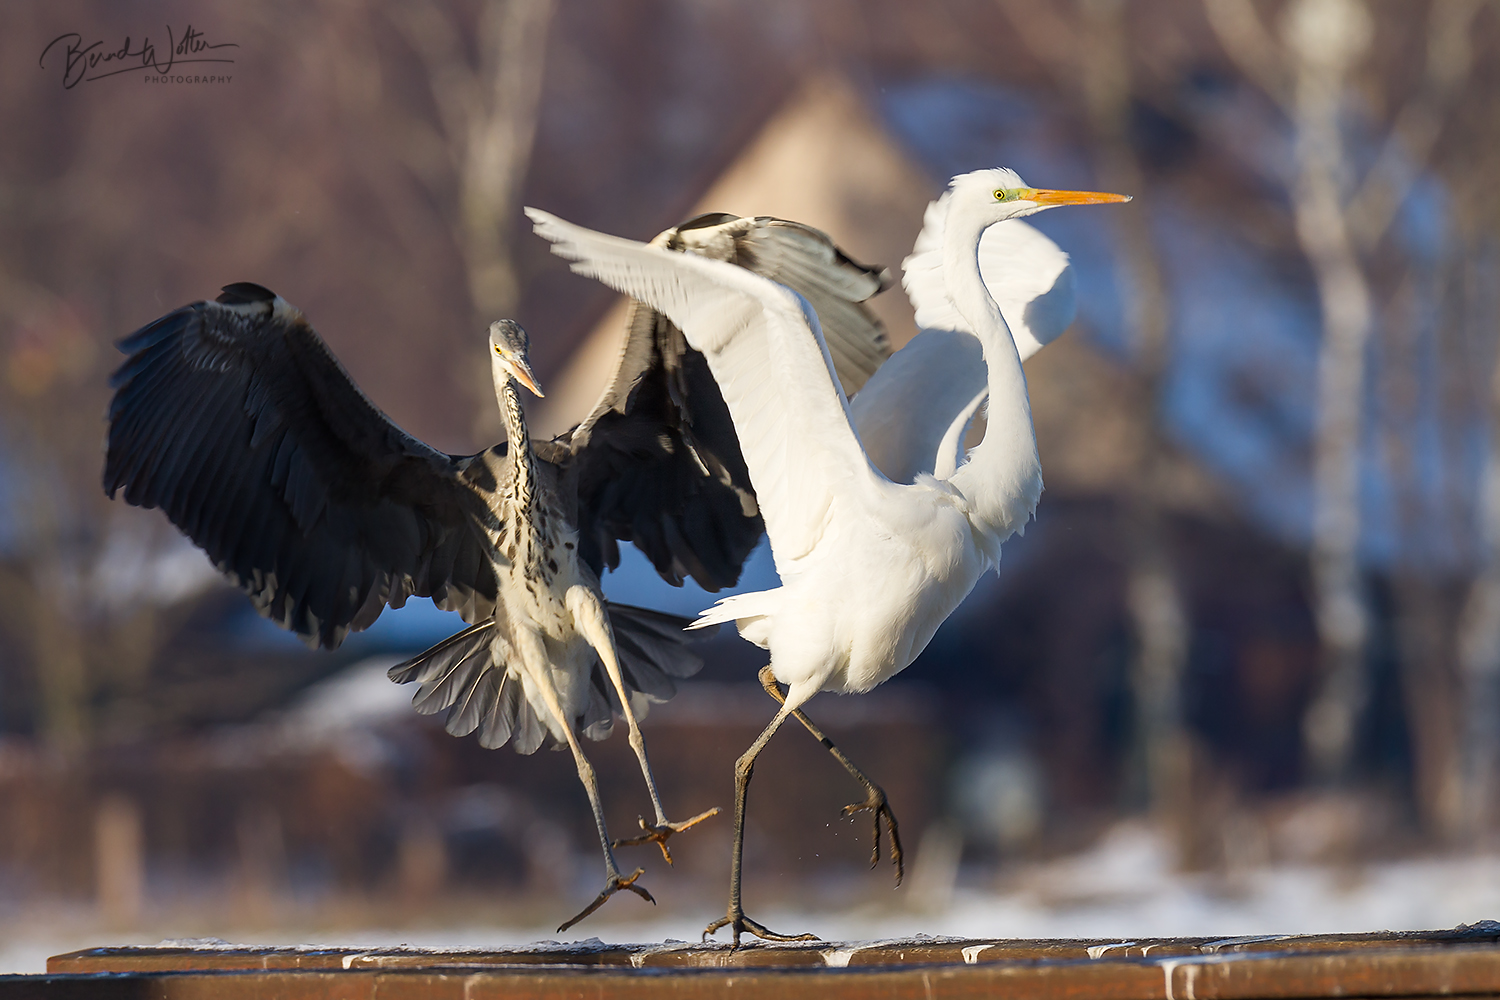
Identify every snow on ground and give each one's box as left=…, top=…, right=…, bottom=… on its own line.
left=4, top=824, right=1499, bottom=975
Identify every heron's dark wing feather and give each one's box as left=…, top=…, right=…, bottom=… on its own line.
left=558, top=304, right=762, bottom=591
left=557, top=215, right=890, bottom=592
left=105, top=286, right=501, bottom=648
left=673, top=215, right=892, bottom=396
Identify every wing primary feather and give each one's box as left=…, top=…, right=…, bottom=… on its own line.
left=105, top=289, right=500, bottom=649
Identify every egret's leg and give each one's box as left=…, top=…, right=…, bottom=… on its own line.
left=757, top=665, right=903, bottom=885
left=514, top=636, right=653, bottom=933
left=567, top=586, right=720, bottom=864
left=702, top=693, right=821, bottom=948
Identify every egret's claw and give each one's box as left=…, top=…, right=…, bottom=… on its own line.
left=612, top=806, right=721, bottom=864
left=842, top=785, right=903, bottom=885
left=556, top=867, right=654, bottom=932
left=703, top=908, right=819, bottom=949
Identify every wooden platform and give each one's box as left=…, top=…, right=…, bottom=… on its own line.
left=19, top=924, right=1500, bottom=998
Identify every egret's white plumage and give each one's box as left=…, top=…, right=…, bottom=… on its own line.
left=852, top=198, right=1076, bottom=485
left=527, top=166, right=1128, bottom=945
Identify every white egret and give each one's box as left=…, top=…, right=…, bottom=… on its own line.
left=528, top=167, right=1129, bottom=943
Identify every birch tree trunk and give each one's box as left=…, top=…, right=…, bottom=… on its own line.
left=994, top=0, right=1192, bottom=846
left=392, top=0, right=556, bottom=442
left=1078, top=0, right=1194, bottom=848
left=1459, top=258, right=1500, bottom=839
left=1281, top=0, right=1376, bottom=784
left=1207, top=0, right=1484, bottom=810
left=460, top=0, right=556, bottom=322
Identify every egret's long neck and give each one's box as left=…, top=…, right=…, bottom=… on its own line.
left=493, top=365, right=538, bottom=519
left=943, top=209, right=1043, bottom=548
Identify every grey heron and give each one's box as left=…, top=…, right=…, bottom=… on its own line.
left=528, top=167, right=1129, bottom=944
left=102, top=217, right=889, bottom=929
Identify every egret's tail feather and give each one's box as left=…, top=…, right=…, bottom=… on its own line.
left=691, top=590, right=780, bottom=648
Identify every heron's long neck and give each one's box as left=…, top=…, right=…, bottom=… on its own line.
left=496, top=375, right=538, bottom=519
left=944, top=211, right=1043, bottom=549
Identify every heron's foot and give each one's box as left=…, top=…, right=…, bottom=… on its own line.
left=842, top=785, right=904, bottom=886
left=611, top=806, right=721, bottom=865
left=703, top=907, right=819, bottom=949
left=556, top=867, right=654, bottom=933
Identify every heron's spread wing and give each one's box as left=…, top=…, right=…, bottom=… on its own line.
left=556, top=296, right=762, bottom=592
left=104, top=283, right=500, bottom=648
left=530, top=209, right=884, bottom=576
left=555, top=213, right=891, bottom=591
left=851, top=213, right=1075, bottom=484
left=666, top=214, right=891, bottom=395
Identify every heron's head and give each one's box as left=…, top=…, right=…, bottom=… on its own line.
left=950, top=167, right=1131, bottom=225
left=488, top=319, right=544, bottom=397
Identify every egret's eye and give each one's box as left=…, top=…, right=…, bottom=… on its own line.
left=994, top=189, right=1007, bottom=201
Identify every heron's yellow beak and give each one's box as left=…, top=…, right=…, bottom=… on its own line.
left=1025, top=188, right=1133, bottom=206
left=498, top=349, right=546, bottom=397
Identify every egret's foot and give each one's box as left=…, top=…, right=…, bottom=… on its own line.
left=612, top=806, right=722, bottom=864
left=556, top=867, right=654, bottom=933
left=703, top=908, right=820, bottom=949
left=842, top=784, right=904, bottom=886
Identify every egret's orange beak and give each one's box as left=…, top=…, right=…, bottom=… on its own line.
left=1025, top=188, right=1133, bottom=206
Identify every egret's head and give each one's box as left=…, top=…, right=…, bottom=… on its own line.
left=488, top=319, right=544, bottom=397
left=951, top=167, right=1131, bottom=224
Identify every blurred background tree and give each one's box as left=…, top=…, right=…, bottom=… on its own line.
left=1, top=0, right=1500, bottom=945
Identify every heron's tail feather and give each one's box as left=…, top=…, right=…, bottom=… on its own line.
left=583, top=603, right=718, bottom=739
left=388, top=621, right=548, bottom=754
left=690, top=589, right=780, bottom=649
left=388, top=603, right=718, bottom=750
left=389, top=620, right=496, bottom=712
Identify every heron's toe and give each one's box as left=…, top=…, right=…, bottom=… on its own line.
left=612, top=807, right=721, bottom=864
left=556, top=867, right=655, bottom=933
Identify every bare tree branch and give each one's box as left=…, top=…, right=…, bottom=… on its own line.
left=1347, top=0, right=1484, bottom=252
left=1202, top=0, right=1293, bottom=111
left=389, top=0, right=556, bottom=321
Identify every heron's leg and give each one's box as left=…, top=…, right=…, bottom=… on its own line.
left=702, top=694, right=821, bottom=948
left=514, top=638, right=653, bottom=933
left=567, top=586, right=719, bottom=864
left=757, top=665, right=903, bottom=885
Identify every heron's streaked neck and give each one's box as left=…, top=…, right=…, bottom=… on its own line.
left=493, top=365, right=538, bottom=517
left=942, top=208, right=1042, bottom=545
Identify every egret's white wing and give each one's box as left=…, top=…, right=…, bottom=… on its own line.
left=902, top=207, right=1076, bottom=360
left=528, top=208, right=885, bottom=576
left=851, top=213, right=1075, bottom=485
